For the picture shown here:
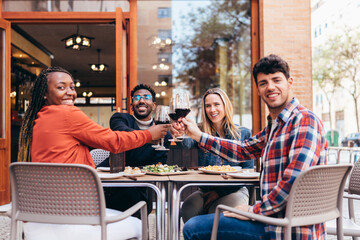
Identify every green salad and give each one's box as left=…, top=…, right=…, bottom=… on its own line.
left=143, top=163, right=182, bottom=173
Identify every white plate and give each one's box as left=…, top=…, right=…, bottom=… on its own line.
left=143, top=171, right=191, bottom=176
left=226, top=172, right=260, bottom=179
left=123, top=172, right=146, bottom=177
left=198, top=166, right=242, bottom=175
left=97, top=172, right=124, bottom=179
left=97, top=167, right=110, bottom=172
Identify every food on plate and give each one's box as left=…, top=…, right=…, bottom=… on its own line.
left=124, top=166, right=142, bottom=175
left=143, top=162, right=182, bottom=173
left=201, top=165, right=237, bottom=172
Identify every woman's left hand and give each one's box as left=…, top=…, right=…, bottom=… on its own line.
left=223, top=205, right=251, bottom=220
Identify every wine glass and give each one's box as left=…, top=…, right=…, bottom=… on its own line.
left=168, top=97, right=183, bottom=142
left=175, top=92, right=191, bottom=139
left=154, top=105, right=170, bottom=151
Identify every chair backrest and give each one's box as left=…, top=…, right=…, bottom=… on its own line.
left=9, top=162, right=106, bottom=225
left=285, top=164, right=352, bottom=227
left=348, top=160, right=360, bottom=195
left=90, top=149, right=110, bottom=166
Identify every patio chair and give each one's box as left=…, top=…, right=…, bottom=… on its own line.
left=327, top=159, right=360, bottom=240
left=90, top=148, right=110, bottom=166
left=8, top=162, right=148, bottom=240
left=210, top=164, right=353, bottom=240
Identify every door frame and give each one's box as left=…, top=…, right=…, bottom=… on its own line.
left=1, top=4, right=137, bottom=204
left=2, top=8, right=137, bottom=112
left=0, top=17, right=11, bottom=205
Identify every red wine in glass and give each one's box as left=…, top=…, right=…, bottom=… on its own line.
left=168, top=113, right=180, bottom=121
left=175, top=108, right=191, bottom=118
left=155, top=120, right=170, bottom=125
left=154, top=105, right=170, bottom=151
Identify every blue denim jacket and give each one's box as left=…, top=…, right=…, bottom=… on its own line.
left=181, top=125, right=255, bottom=197
left=182, top=126, right=254, bottom=169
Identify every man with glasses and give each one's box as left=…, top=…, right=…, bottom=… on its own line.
left=99, top=84, right=171, bottom=217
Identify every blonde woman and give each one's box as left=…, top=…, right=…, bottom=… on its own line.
left=178, top=88, right=254, bottom=223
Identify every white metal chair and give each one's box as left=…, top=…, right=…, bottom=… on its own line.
left=210, top=164, right=353, bottom=240
left=327, top=159, right=360, bottom=240
left=90, top=149, right=110, bottom=166
left=8, top=162, right=148, bottom=240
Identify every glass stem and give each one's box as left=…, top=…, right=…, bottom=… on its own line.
left=161, top=138, right=164, bottom=147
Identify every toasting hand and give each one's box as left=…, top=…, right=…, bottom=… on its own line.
left=148, top=124, right=169, bottom=140
left=181, top=117, right=203, bottom=142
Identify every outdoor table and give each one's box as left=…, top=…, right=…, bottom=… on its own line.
left=100, top=174, right=169, bottom=240
left=168, top=171, right=260, bottom=240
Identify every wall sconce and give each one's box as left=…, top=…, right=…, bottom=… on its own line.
left=75, top=81, right=81, bottom=87
left=89, top=49, right=108, bottom=72
left=10, top=91, right=17, bottom=98
left=61, top=24, right=94, bottom=50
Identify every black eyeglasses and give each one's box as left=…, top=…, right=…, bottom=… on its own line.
left=132, top=94, right=152, bottom=102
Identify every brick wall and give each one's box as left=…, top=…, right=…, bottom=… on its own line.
left=259, top=0, right=312, bottom=125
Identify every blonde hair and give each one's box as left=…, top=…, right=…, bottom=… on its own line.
left=201, top=88, right=240, bottom=139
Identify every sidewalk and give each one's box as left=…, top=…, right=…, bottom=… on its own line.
left=1, top=199, right=359, bottom=240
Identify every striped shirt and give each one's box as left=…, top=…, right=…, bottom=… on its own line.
left=198, top=98, right=328, bottom=239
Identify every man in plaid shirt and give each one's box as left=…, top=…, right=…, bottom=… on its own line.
left=179, top=54, right=328, bottom=239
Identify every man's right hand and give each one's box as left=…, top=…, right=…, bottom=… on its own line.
left=181, top=117, right=202, bottom=142
left=148, top=124, right=169, bottom=140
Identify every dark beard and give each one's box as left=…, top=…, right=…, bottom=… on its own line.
left=132, top=105, right=151, bottom=120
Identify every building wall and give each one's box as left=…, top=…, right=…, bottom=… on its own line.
left=259, top=0, right=313, bottom=124
left=311, top=0, right=360, bottom=139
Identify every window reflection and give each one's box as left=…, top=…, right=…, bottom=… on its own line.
left=2, top=0, right=129, bottom=12
left=138, top=0, right=252, bottom=129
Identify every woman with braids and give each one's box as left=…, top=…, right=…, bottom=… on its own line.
left=18, top=66, right=168, bottom=167
left=173, top=88, right=254, bottom=223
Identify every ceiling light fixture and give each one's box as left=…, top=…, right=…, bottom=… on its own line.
left=152, top=63, right=170, bottom=71
left=82, top=91, right=93, bottom=97
left=149, top=36, right=173, bottom=49
left=89, top=49, right=108, bottom=72
left=61, top=24, right=94, bottom=50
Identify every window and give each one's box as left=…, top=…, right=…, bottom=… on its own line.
left=158, top=29, right=172, bottom=40
left=158, top=8, right=171, bottom=18
left=158, top=52, right=172, bottom=63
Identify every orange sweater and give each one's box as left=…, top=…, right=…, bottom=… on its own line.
left=31, top=105, right=152, bottom=168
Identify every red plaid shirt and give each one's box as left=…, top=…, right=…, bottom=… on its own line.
left=199, top=98, right=328, bottom=239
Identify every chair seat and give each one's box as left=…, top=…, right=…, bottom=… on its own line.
left=327, top=218, right=360, bottom=236
left=23, top=208, right=142, bottom=240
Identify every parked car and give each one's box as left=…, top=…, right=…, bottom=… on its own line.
left=341, top=133, right=360, bottom=147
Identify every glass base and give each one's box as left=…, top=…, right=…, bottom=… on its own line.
left=176, top=135, right=191, bottom=140
left=155, top=147, right=170, bottom=151
left=169, top=138, right=183, bottom=142
left=152, top=144, right=162, bottom=148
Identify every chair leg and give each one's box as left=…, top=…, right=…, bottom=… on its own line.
left=284, top=227, right=291, bottom=240
left=101, top=224, right=107, bottom=240
left=336, top=217, right=344, bottom=240
left=210, top=208, right=221, bottom=240
left=10, top=219, right=17, bottom=240
left=141, top=204, right=148, bottom=240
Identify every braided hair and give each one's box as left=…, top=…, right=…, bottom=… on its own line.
left=17, top=66, right=73, bottom=162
